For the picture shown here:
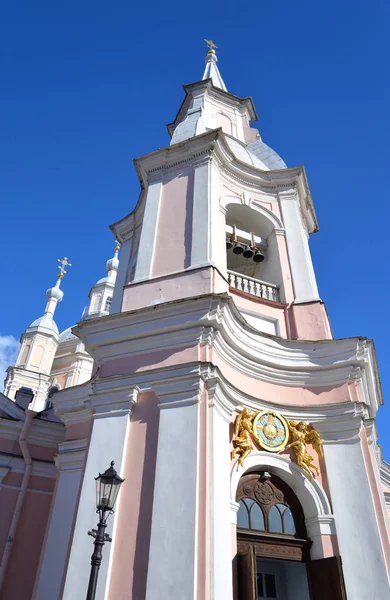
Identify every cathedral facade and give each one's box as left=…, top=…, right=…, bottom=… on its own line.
left=0, top=44, right=389, bottom=600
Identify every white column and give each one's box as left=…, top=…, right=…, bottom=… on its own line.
left=190, top=160, right=211, bottom=267
left=209, top=385, right=234, bottom=600
left=133, top=178, right=163, bottom=281
left=33, top=438, right=88, bottom=600
left=61, top=391, right=137, bottom=600
left=279, top=189, right=320, bottom=303
left=110, top=238, right=132, bottom=313
left=145, top=384, right=201, bottom=600
left=324, top=438, right=390, bottom=599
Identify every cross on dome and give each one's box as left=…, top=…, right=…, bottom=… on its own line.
left=57, top=256, right=72, bottom=279
left=204, top=39, right=218, bottom=53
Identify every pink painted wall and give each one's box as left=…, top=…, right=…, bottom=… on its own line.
left=152, top=171, right=193, bottom=278
left=0, top=487, right=18, bottom=563
left=107, top=392, right=160, bottom=599
left=229, top=290, right=287, bottom=338
left=241, top=117, right=259, bottom=144
left=100, top=345, right=198, bottom=379
left=214, top=354, right=350, bottom=407
left=289, top=301, right=333, bottom=341
left=122, top=266, right=228, bottom=312
left=1, top=490, right=53, bottom=600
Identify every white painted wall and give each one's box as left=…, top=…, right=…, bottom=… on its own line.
left=34, top=441, right=86, bottom=600
left=209, top=400, right=234, bottom=600
left=239, top=309, right=278, bottom=336
left=190, top=161, right=211, bottom=267
left=133, top=179, right=163, bottom=282
left=145, top=399, right=200, bottom=600
left=111, top=238, right=132, bottom=313
left=279, top=191, right=319, bottom=303
left=61, top=409, right=130, bottom=600
left=324, top=441, right=390, bottom=599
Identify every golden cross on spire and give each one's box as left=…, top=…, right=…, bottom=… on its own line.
left=204, top=39, right=218, bottom=53
left=57, top=256, right=72, bottom=279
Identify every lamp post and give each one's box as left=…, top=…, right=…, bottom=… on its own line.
left=86, top=461, right=124, bottom=600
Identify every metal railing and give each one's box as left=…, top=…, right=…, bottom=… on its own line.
left=227, top=270, right=280, bottom=303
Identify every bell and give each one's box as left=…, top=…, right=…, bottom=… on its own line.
left=233, top=242, right=244, bottom=255
left=253, top=249, right=265, bottom=263
left=226, top=238, right=233, bottom=250
left=243, top=245, right=254, bottom=259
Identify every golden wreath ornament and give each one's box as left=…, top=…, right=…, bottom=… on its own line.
left=231, top=409, right=323, bottom=479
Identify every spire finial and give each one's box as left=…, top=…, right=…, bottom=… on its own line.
left=204, top=39, right=218, bottom=54
left=57, top=256, right=72, bottom=280
left=114, top=240, right=121, bottom=254
left=202, top=39, right=227, bottom=91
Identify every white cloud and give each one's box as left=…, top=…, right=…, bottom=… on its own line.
left=0, top=335, right=20, bottom=393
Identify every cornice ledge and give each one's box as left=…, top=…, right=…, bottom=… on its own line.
left=55, top=438, right=89, bottom=472
left=153, top=373, right=205, bottom=409
left=314, top=402, right=368, bottom=444
left=53, top=380, right=93, bottom=424
left=91, top=385, right=140, bottom=417
left=305, top=514, right=336, bottom=536
left=205, top=375, right=235, bottom=422
left=380, top=460, right=390, bottom=488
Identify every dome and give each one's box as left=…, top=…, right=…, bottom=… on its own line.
left=106, top=255, right=119, bottom=272
left=225, top=136, right=270, bottom=171
left=27, top=314, right=59, bottom=336
left=46, top=286, right=64, bottom=302
left=247, top=139, right=287, bottom=170
left=58, top=326, right=78, bottom=343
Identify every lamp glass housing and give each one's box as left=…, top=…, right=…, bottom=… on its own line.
left=95, top=461, right=124, bottom=512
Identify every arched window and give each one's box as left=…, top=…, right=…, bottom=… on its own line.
left=104, top=296, right=112, bottom=312
left=236, top=472, right=303, bottom=538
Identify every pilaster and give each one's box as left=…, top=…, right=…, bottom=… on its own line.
left=33, top=438, right=88, bottom=600
left=61, top=387, right=138, bottom=600
left=278, top=187, right=320, bottom=303
left=145, top=376, right=204, bottom=600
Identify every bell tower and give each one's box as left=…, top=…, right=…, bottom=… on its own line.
left=110, top=42, right=330, bottom=341
left=4, top=257, right=71, bottom=411
left=33, top=44, right=389, bottom=600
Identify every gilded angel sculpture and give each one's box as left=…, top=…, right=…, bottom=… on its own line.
left=286, top=421, right=323, bottom=480
left=231, top=408, right=257, bottom=466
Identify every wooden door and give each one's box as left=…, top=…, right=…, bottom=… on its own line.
left=307, top=556, right=347, bottom=600
left=237, top=545, right=257, bottom=600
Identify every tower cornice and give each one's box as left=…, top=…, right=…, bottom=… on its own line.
left=167, top=79, right=258, bottom=138
left=69, top=293, right=382, bottom=415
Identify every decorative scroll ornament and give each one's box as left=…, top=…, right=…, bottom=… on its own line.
left=285, top=421, right=323, bottom=480
left=231, top=410, right=323, bottom=480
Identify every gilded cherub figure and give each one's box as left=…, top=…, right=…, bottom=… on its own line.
left=286, top=421, right=323, bottom=480
left=231, top=408, right=258, bottom=466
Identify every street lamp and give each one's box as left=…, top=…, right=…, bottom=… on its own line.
left=86, top=461, right=124, bottom=600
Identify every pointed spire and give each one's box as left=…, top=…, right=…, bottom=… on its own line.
left=202, top=39, right=227, bottom=91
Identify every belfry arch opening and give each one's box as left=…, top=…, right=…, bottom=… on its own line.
left=224, top=203, right=285, bottom=304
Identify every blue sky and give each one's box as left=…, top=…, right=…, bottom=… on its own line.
left=1, top=1, right=389, bottom=455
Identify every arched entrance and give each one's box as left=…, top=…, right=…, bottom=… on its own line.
left=232, top=458, right=347, bottom=600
